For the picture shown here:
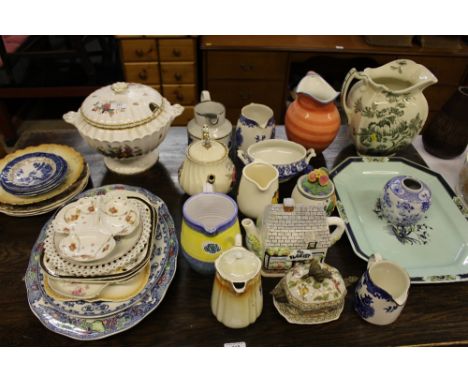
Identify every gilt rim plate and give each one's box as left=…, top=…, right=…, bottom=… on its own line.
left=330, top=157, right=468, bottom=284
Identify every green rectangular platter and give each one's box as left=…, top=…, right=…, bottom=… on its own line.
left=330, top=157, right=468, bottom=284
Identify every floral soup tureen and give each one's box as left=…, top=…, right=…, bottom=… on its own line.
left=63, top=82, right=183, bottom=174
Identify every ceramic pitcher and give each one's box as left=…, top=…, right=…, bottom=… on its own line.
left=187, top=90, right=233, bottom=148
left=341, top=59, right=437, bottom=156
left=237, top=161, right=279, bottom=220
left=285, top=71, right=341, bottom=153
left=354, top=254, right=410, bottom=325
left=211, top=234, right=263, bottom=329
left=235, top=103, right=275, bottom=151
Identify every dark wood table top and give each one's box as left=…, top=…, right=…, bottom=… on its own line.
left=1, top=125, right=466, bottom=346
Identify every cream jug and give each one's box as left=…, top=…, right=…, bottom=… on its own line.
left=236, top=103, right=275, bottom=151
left=187, top=90, right=233, bottom=148
left=341, top=59, right=437, bottom=156
left=354, top=254, right=410, bottom=325
left=237, top=161, right=279, bottom=220
left=211, top=234, right=263, bottom=329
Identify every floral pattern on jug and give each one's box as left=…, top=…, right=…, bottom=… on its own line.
left=341, top=59, right=438, bottom=156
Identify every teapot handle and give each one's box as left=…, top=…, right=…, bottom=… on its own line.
left=326, top=216, right=345, bottom=246
left=231, top=281, right=246, bottom=294
left=340, top=68, right=365, bottom=123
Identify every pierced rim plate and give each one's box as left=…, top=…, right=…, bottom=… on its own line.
left=0, top=152, right=68, bottom=196
left=330, top=157, right=468, bottom=284
left=25, top=184, right=178, bottom=340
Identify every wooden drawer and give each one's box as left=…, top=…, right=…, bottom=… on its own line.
left=163, top=84, right=197, bottom=105
left=206, top=51, right=288, bottom=80
left=124, top=63, right=160, bottom=84
left=159, top=39, right=196, bottom=62
left=173, top=106, right=194, bottom=126
left=120, top=39, right=158, bottom=62
left=207, top=79, right=285, bottom=110
left=161, top=62, right=196, bottom=84
left=151, top=85, right=161, bottom=93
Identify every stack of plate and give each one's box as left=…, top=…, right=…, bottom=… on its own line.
left=25, top=184, right=178, bottom=341
left=0, top=144, right=90, bottom=216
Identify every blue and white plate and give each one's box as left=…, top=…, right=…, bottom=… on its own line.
left=25, top=185, right=178, bottom=341
left=0, top=152, right=68, bottom=196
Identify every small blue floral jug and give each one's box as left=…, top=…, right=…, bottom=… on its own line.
left=236, top=103, right=275, bottom=151
left=354, top=254, right=410, bottom=325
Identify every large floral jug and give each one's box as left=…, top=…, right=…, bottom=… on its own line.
left=341, top=59, right=437, bottom=156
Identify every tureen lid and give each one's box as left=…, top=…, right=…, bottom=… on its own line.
left=284, top=261, right=346, bottom=310
left=79, top=82, right=163, bottom=130
left=187, top=125, right=228, bottom=162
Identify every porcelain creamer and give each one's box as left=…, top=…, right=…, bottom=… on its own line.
left=211, top=234, right=263, bottom=329
left=354, top=254, right=410, bottom=325
left=341, top=59, right=437, bottom=156
left=235, top=103, right=275, bottom=151
left=237, top=161, right=279, bottom=220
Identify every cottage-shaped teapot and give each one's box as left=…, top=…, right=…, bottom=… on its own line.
left=242, top=198, right=345, bottom=277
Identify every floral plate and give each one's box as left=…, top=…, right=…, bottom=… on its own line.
left=25, top=184, right=178, bottom=340
left=0, top=152, right=68, bottom=196
left=330, top=157, right=468, bottom=284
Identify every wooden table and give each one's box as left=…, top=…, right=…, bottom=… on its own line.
left=1, top=125, right=466, bottom=346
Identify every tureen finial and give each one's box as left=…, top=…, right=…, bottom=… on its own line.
left=111, top=82, right=129, bottom=93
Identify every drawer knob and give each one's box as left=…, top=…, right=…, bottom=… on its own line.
left=174, top=72, right=183, bottom=81
left=172, top=48, right=181, bottom=57
left=138, top=69, right=148, bottom=80
left=240, top=63, right=254, bottom=71
left=239, top=91, right=250, bottom=100
left=135, top=49, right=144, bottom=57
left=174, top=90, right=184, bottom=102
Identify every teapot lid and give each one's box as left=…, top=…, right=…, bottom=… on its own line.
left=215, top=247, right=261, bottom=283
left=187, top=126, right=228, bottom=163
left=284, top=261, right=346, bottom=310
left=79, top=82, right=164, bottom=130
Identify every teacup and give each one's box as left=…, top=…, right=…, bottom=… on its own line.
left=354, top=254, right=410, bottom=325
left=380, top=175, right=431, bottom=226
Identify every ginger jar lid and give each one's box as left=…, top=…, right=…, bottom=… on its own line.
left=79, top=82, right=163, bottom=130
left=284, top=261, right=346, bottom=311
left=215, top=247, right=261, bottom=283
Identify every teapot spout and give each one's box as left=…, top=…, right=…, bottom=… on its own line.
left=297, top=71, right=340, bottom=104
left=241, top=218, right=262, bottom=256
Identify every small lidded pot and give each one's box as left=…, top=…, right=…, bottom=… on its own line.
left=291, top=168, right=336, bottom=216
left=63, top=82, right=183, bottom=175
left=179, top=125, right=236, bottom=196
left=211, top=234, right=263, bottom=329
left=380, top=175, right=432, bottom=226
left=271, top=260, right=347, bottom=325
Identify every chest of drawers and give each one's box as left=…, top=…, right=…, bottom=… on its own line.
left=117, top=36, right=198, bottom=126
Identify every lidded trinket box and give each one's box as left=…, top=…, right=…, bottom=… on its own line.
left=271, top=259, right=347, bottom=325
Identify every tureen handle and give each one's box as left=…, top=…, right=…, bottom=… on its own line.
left=63, top=111, right=78, bottom=125
left=237, top=149, right=250, bottom=165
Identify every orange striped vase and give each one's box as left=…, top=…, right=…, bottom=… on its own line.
left=285, top=94, right=341, bottom=153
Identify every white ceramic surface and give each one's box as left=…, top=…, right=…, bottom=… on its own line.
left=59, top=229, right=116, bottom=263
left=297, top=71, right=340, bottom=103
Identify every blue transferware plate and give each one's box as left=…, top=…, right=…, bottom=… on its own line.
left=0, top=152, right=68, bottom=196
left=25, top=184, right=178, bottom=341
left=330, top=157, right=468, bottom=284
